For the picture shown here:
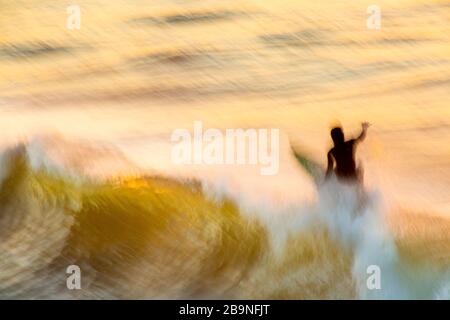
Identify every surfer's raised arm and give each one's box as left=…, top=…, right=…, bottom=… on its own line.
left=354, top=122, right=370, bottom=144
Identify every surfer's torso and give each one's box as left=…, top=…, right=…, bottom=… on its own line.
left=329, top=139, right=359, bottom=180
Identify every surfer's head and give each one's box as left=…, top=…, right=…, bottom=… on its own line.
left=331, top=127, right=344, bottom=145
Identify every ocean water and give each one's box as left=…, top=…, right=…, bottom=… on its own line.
left=0, top=0, right=449, bottom=299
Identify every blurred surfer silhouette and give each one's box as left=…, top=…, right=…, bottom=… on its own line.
left=325, top=122, right=370, bottom=183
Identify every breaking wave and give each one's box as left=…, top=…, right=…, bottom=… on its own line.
left=0, top=136, right=449, bottom=299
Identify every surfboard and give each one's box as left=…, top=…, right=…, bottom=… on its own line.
left=290, top=144, right=325, bottom=186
